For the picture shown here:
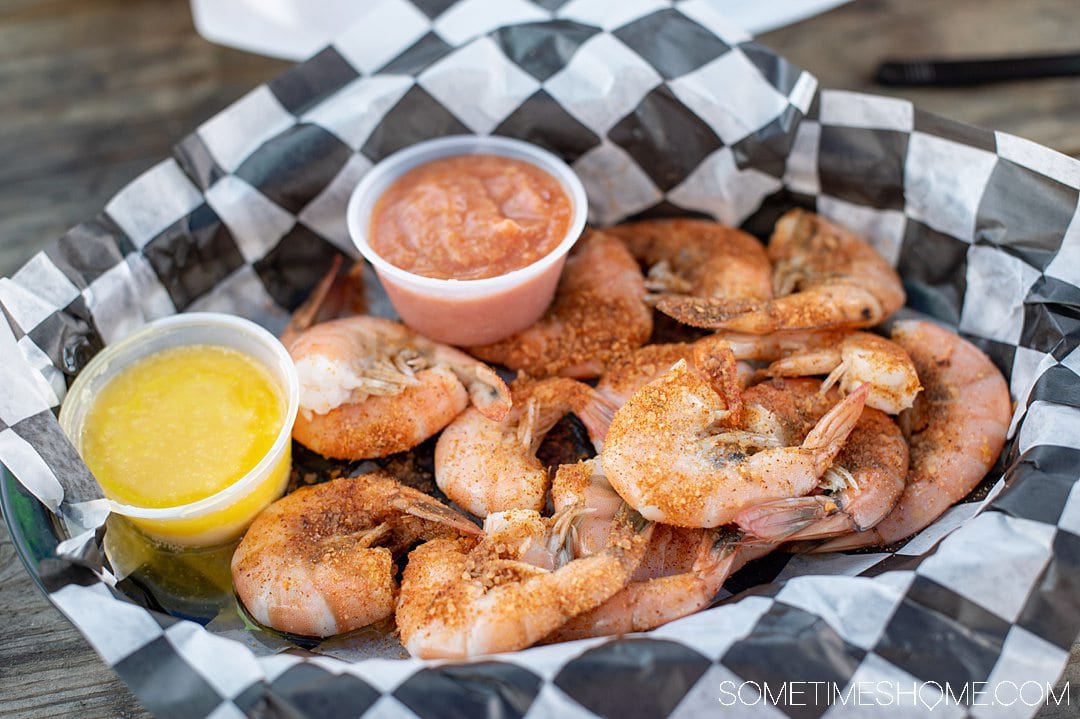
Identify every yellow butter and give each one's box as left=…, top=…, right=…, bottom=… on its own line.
left=81, top=344, right=286, bottom=514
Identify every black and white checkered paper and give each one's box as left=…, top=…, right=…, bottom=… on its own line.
left=3, top=1, right=1080, bottom=717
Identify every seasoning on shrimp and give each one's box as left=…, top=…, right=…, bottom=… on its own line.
left=548, top=459, right=771, bottom=639
left=435, top=377, right=615, bottom=517
left=807, top=320, right=1011, bottom=551
left=288, top=315, right=510, bottom=459
left=718, top=329, right=922, bottom=415
left=658, top=209, right=905, bottom=333
left=395, top=505, right=652, bottom=658
left=606, top=218, right=773, bottom=305
left=230, top=472, right=480, bottom=637
left=467, top=231, right=652, bottom=379
left=597, top=337, right=756, bottom=409
left=602, top=338, right=870, bottom=527
left=734, top=379, right=909, bottom=542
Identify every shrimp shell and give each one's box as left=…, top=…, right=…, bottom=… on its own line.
left=396, top=507, right=652, bottom=658
left=606, top=219, right=773, bottom=304
left=231, top=472, right=479, bottom=637
left=602, top=349, right=870, bottom=527
left=289, top=316, right=510, bottom=459
left=809, top=320, right=1011, bottom=551
left=658, top=209, right=905, bottom=333
left=468, top=231, right=652, bottom=379
left=435, top=377, right=614, bottom=517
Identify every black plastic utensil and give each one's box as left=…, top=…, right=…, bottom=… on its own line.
left=876, top=52, right=1080, bottom=86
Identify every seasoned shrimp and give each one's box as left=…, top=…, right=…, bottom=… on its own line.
left=658, top=209, right=905, bottom=333
left=596, top=336, right=755, bottom=409
left=810, top=320, right=1011, bottom=551
left=552, top=458, right=729, bottom=579
left=720, top=330, right=921, bottom=415
left=547, top=529, right=773, bottom=641
left=396, top=505, right=652, bottom=658
left=551, top=458, right=624, bottom=557
left=436, top=377, right=614, bottom=516
left=231, top=472, right=480, bottom=637
left=468, top=231, right=652, bottom=379
left=736, top=399, right=909, bottom=542
left=289, top=316, right=510, bottom=459
left=603, top=341, right=870, bottom=527
left=550, top=458, right=775, bottom=640
left=606, top=219, right=772, bottom=304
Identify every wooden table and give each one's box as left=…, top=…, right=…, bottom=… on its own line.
left=1, top=0, right=1078, bottom=716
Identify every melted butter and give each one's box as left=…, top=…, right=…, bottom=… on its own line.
left=81, top=345, right=284, bottom=508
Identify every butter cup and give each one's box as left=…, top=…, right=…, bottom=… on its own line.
left=58, top=313, right=299, bottom=548
left=346, top=135, right=588, bottom=346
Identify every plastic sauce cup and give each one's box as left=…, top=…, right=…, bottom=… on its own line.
left=58, top=313, right=299, bottom=547
left=347, top=135, right=588, bottom=346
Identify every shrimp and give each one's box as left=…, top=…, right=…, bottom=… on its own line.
left=605, top=219, right=773, bottom=304
left=396, top=505, right=653, bottom=658
left=547, top=529, right=773, bottom=641
left=719, top=330, right=921, bottom=415
left=289, top=316, right=510, bottom=459
left=435, top=377, right=614, bottom=516
left=467, top=231, right=652, bottom=379
left=550, top=458, right=624, bottom=557
left=231, top=472, right=480, bottom=637
left=596, top=336, right=755, bottom=409
left=735, top=399, right=909, bottom=542
left=549, top=458, right=777, bottom=640
left=657, top=209, right=905, bottom=333
left=602, top=341, right=870, bottom=527
left=552, top=458, right=729, bottom=579
left=809, top=320, right=1011, bottom=551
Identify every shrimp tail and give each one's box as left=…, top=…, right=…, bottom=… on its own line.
left=654, top=296, right=762, bottom=330
left=463, top=364, right=512, bottom=421
left=793, top=527, right=887, bottom=553
left=573, top=389, right=618, bottom=449
left=802, top=383, right=869, bottom=474
left=734, top=496, right=842, bottom=542
left=389, top=492, right=482, bottom=537
left=280, top=255, right=344, bottom=348
left=692, top=335, right=743, bottom=423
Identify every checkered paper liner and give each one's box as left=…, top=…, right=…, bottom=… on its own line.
left=3, top=1, right=1080, bottom=717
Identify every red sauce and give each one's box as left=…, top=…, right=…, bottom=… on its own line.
left=369, top=154, right=573, bottom=280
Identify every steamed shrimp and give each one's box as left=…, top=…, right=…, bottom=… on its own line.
left=289, top=316, right=510, bottom=459
left=606, top=219, right=772, bottom=304
left=435, top=377, right=614, bottom=517
left=468, top=231, right=652, bottom=379
left=547, top=529, right=772, bottom=641
left=602, top=339, right=870, bottom=527
left=720, top=329, right=921, bottom=415
left=658, top=209, right=904, bottom=333
left=734, top=381, right=908, bottom=542
left=550, top=462, right=771, bottom=639
left=396, top=505, right=652, bottom=658
left=553, top=458, right=756, bottom=580
left=231, top=472, right=479, bottom=637
left=596, top=336, right=755, bottom=409
left=810, top=320, right=1011, bottom=551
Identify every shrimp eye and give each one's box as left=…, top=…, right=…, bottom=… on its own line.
left=860, top=307, right=872, bottom=320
